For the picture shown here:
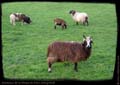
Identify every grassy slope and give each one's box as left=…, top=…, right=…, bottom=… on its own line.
left=2, top=2, right=117, bottom=80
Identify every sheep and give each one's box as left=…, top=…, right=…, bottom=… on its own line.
left=54, top=18, right=67, bottom=30
left=47, top=35, right=93, bottom=72
left=69, top=10, right=89, bottom=26
left=10, top=13, right=31, bottom=26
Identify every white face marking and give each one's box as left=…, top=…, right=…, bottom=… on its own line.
left=85, top=37, right=91, bottom=48
left=48, top=68, right=51, bottom=72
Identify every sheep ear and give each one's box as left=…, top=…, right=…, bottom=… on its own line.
left=83, top=35, right=86, bottom=39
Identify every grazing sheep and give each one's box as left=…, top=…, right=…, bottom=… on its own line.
left=54, top=18, right=67, bottom=30
left=69, top=10, right=89, bottom=26
left=47, top=35, right=93, bottom=72
left=10, top=13, right=31, bottom=26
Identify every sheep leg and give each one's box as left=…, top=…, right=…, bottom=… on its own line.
left=21, top=20, right=24, bottom=25
left=47, top=57, right=56, bottom=72
left=74, top=62, right=78, bottom=72
left=54, top=25, right=56, bottom=29
left=48, top=62, right=52, bottom=72
left=10, top=17, right=16, bottom=26
left=85, top=17, right=89, bottom=26
left=11, top=20, right=16, bottom=26
left=76, top=22, right=78, bottom=25
left=86, top=20, right=89, bottom=26
left=64, top=25, right=67, bottom=29
left=10, top=19, right=13, bottom=25
left=62, top=25, right=64, bottom=30
left=83, top=22, right=86, bottom=26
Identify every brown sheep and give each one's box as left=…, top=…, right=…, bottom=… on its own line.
left=47, top=35, right=93, bottom=72
left=54, top=18, right=67, bottom=30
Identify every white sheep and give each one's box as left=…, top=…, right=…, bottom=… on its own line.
left=69, top=10, right=89, bottom=26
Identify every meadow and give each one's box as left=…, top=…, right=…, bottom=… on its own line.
left=2, top=2, right=117, bottom=80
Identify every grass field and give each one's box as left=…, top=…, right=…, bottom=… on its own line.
left=2, top=2, right=117, bottom=80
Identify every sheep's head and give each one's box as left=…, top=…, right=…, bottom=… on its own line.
left=23, top=16, right=32, bottom=24
left=69, top=10, right=76, bottom=16
left=82, top=35, right=93, bottom=49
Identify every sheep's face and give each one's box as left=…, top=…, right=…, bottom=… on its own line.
left=69, top=10, right=76, bottom=16
left=83, top=35, right=93, bottom=49
left=23, top=16, right=32, bottom=24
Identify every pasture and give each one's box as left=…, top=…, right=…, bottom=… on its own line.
left=2, top=2, right=117, bottom=80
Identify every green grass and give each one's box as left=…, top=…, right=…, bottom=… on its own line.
left=2, top=2, right=117, bottom=80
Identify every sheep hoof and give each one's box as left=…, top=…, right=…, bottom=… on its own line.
left=48, top=68, right=52, bottom=73
left=74, top=69, right=78, bottom=72
left=48, top=70, right=52, bottom=73
left=75, top=70, right=78, bottom=72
